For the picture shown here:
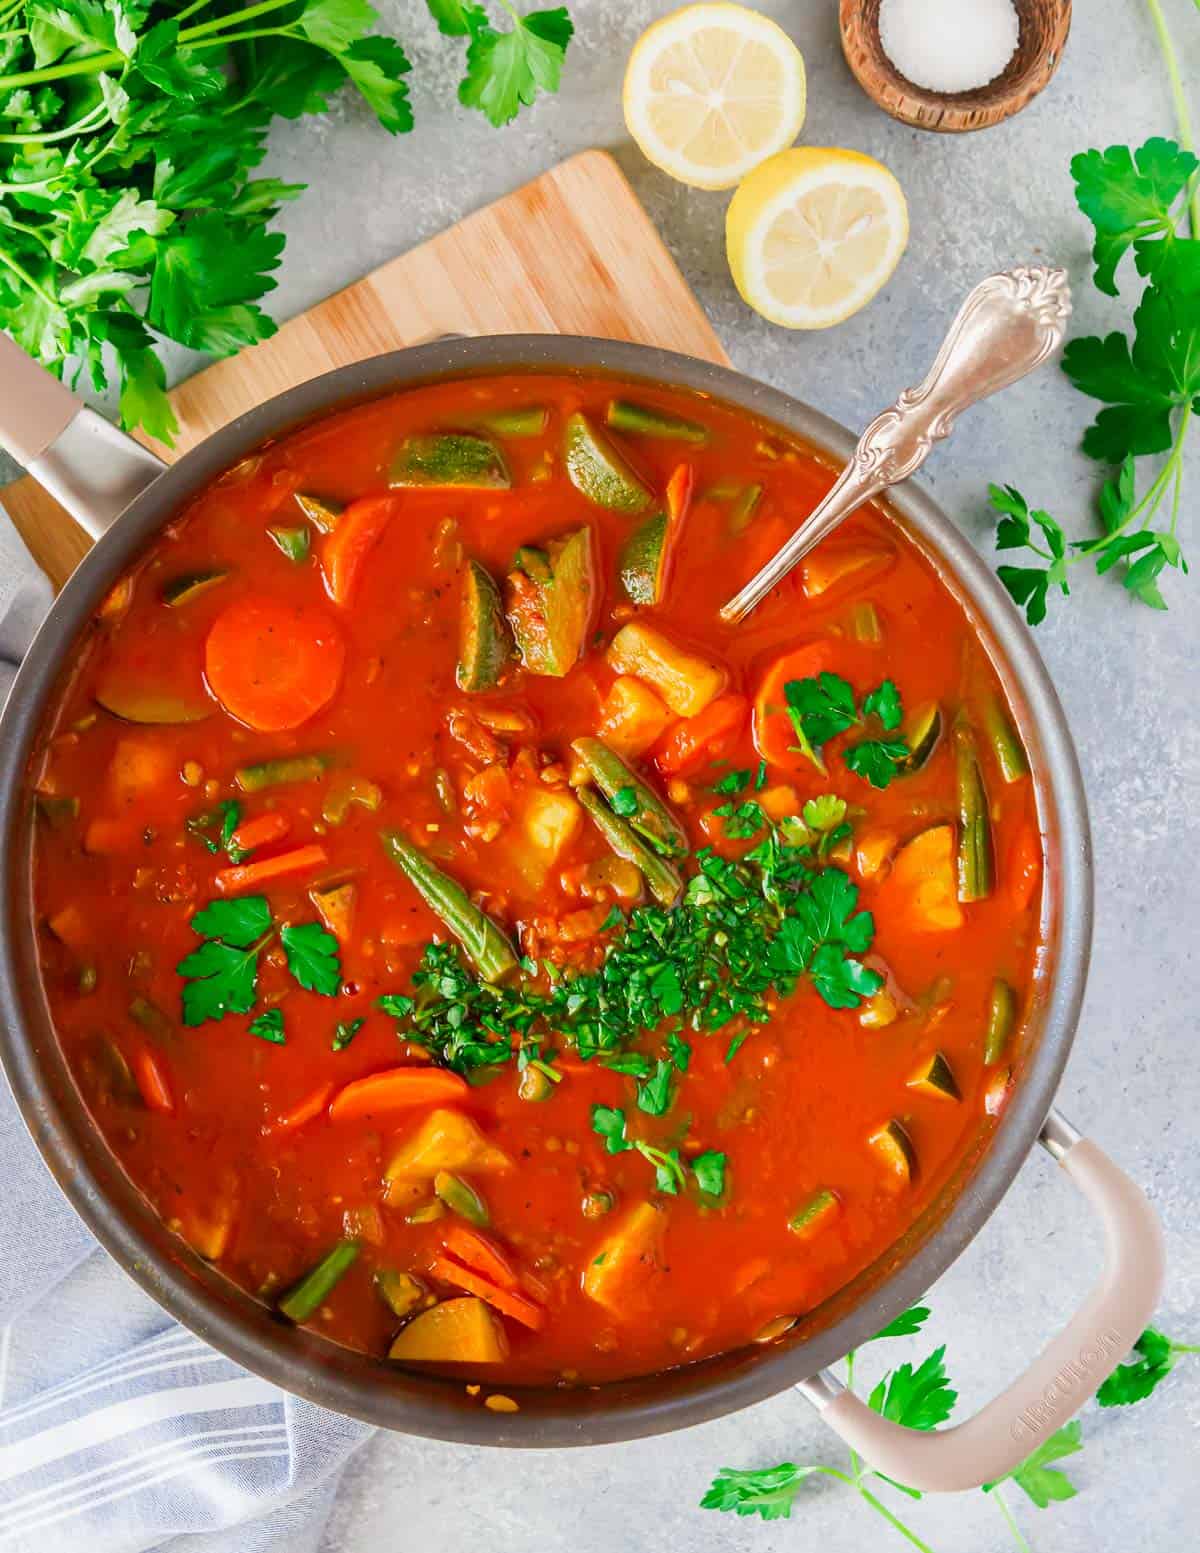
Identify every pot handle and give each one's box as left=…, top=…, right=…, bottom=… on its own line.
left=1, top=330, right=164, bottom=541
left=798, top=1109, right=1165, bottom=1494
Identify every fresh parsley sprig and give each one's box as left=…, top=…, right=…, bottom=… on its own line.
left=785, top=673, right=909, bottom=789
left=701, top=1305, right=1196, bottom=1549
left=425, top=0, right=573, bottom=127
left=177, top=895, right=341, bottom=1031
left=589, top=1103, right=725, bottom=1199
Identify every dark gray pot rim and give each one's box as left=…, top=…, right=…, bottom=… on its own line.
left=0, top=335, right=1092, bottom=1446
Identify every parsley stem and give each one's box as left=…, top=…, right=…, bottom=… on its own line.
left=1145, top=0, right=1199, bottom=235
left=1070, top=413, right=1190, bottom=563
left=990, top=1485, right=1034, bottom=1553
left=854, top=1480, right=941, bottom=1553
left=188, top=25, right=291, bottom=50
left=179, top=0, right=306, bottom=42
left=0, top=102, right=109, bottom=144
left=844, top=1349, right=865, bottom=1482
left=0, top=245, right=56, bottom=307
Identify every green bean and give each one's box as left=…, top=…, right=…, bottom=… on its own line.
left=577, top=788, right=682, bottom=908
left=294, top=493, right=343, bottom=532
left=434, top=1171, right=489, bottom=1226
left=571, top=737, right=687, bottom=858
left=985, top=978, right=1018, bottom=1064
left=953, top=718, right=993, bottom=902
left=728, top=483, right=763, bottom=533
left=982, top=695, right=1029, bottom=783
left=380, top=831, right=518, bottom=983
left=605, top=399, right=709, bottom=444
left=278, top=1241, right=359, bottom=1323
left=850, top=601, right=882, bottom=642
left=235, top=754, right=331, bottom=793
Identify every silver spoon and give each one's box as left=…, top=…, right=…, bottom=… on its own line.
left=719, top=265, right=1073, bottom=624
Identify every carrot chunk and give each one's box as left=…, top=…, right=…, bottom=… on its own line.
left=752, top=641, right=837, bottom=771
left=321, top=494, right=397, bottom=607
left=268, top=1082, right=334, bottom=1134
left=205, top=596, right=345, bottom=733
left=229, top=811, right=291, bottom=854
left=1008, top=822, right=1042, bottom=913
left=328, top=1066, right=469, bottom=1123
left=429, top=1254, right=545, bottom=1331
left=215, top=843, right=327, bottom=895
left=83, top=817, right=144, bottom=854
left=442, top=1223, right=521, bottom=1291
left=133, top=1047, right=174, bottom=1114
left=652, top=693, right=748, bottom=776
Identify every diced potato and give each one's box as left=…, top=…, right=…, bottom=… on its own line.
left=856, top=828, right=899, bottom=881
left=388, top=1296, right=509, bottom=1364
left=109, top=736, right=176, bottom=806
left=597, top=675, right=672, bottom=758
left=385, top=1108, right=511, bottom=1184
left=801, top=542, right=894, bottom=599
left=309, top=882, right=356, bottom=942
left=607, top=623, right=727, bottom=718
left=582, top=1201, right=664, bottom=1315
left=885, top=825, right=964, bottom=932
left=859, top=990, right=899, bottom=1029
left=48, top=904, right=89, bottom=950
left=523, top=787, right=582, bottom=859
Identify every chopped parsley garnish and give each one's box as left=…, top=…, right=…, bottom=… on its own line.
left=249, top=1008, right=286, bottom=1045
left=177, top=898, right=342, bottom=1028
left=713, top=799, right=767, bottom=839
left=693, top=1150, right=727, bottom=1198
left=186, top=800, right=248, bottom=864
left=713, top=768, right=754, bottom=794
left=635, top=1058, right=674, bottom=1116
left=589, top=1106, right=726, bottom=1198
left=785, top=673, right=909, bottom=789
left=611, top=785, right=639, bottom=816
left=333, top=1017, right=365, bottom=1052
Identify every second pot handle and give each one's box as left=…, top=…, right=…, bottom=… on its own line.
left=1, top=329, right=164, bottom=541
left=798, top=1110, right=1165, bottom=1494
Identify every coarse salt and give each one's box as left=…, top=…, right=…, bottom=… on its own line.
left=878, top=0, right=1020, bottom=95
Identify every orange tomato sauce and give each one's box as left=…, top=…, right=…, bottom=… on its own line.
left=28, top=372, right=1042, bottom=1385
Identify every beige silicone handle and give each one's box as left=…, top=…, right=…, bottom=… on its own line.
left=799, top=1111, right=1165, bottom=1494
left=0, top=329, right=82, bottom=465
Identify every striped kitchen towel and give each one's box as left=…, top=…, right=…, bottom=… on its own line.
left=0, top=515, right=373, bottom=1551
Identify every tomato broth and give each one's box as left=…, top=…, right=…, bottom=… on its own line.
left=28, top=372, right=1043, bottom=1387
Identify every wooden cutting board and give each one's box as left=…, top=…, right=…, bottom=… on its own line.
left=5, top=149, right=730, bottom=590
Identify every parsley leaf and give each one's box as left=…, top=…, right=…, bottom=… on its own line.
left=591, top=1103, right=629, bottom=1154
left=635, top=1140, right=686, bottom=1195
left=769, top=870, right=883, bottom=1010
left=713, top=799, right=767, bottom=838
left=666, top=1032, right=691, bottom=1071
left=635, top=1058, right=674, bottom=1116
left=871, top=1305, right=932, bottom=1341
left=332, top=1016, right=365, bottom=1051
left=177, top=896, right=272, bottom=1026
left=701, top=1464, right=811, bottom=1521
left=786, top=673, right=908, bottom=786
left=786, top=671, right=858, bottom=750
left=713, top=768, right=754, bottom=795
left=1072, top=138, right=1199, bottom=296
left=458, top=5, right=573, bottom=127
left=186, top=800, right=247, bottom=862
left=377, top=993, right=414, bottom=1020
left=692, top=1149, right=727, bottom=1197
left=1096, top=1326, right=1199, bottom=1406
left=867, top=1345, right=958, bottom=1432
left=249, top=1007, right=286, bottom=1044
left=862, top=678, right=902, bottom=730
left=843, top=737, right=909, bottom=790
left=985, top=1422, right=1083, bottom=1508
left=280, top=921, right=341, bottom=996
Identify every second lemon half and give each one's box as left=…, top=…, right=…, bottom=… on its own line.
left=727, top=147, right=910, bottom=329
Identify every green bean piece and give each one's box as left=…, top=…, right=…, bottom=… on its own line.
left=321, top=776, right=382, bottom=827
left=278, top=1241, right=359, bottom=1323
left=236, top=754, right=331, bottom=793
left=473, top=406, right=549, bottom=438
left=434, top=1171, right=489, bottom=1226
left=985, top=979, right=1018, bottom=1064
left=953, top=718, right=994, bottom=903
left=604, top=399, right=709, bottom=444
left=36, top=795, right=80, bottom=829
left=728, top=484, right=764, bottom=533
left=577, top=788, right=682, bottom=909
left=571, top=737, right=688, bottom=858
left=380, top=831, right=519, bottom=983
left=78, top=963, right=98, bottom=995
left=788, top=1188, right=838, bottom=1236
left=982, top=695, right=1029, bottom=783
left=129, top=995, right=171, bottom=1039
left=268, top=526, right=311, bottom=563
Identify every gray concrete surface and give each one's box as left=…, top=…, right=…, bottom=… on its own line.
left=25, top=0, right=1200, bottom=1547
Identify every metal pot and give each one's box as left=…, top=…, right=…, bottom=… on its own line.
left=0, top=332, right=1164, bottom=1490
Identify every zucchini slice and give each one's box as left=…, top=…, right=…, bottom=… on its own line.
left=907, top=1051, right=961, bottom=1101
left=162, top=570, right=228, bottom=608
left=900, top=702, right=943, bottom=773
left=390, top=433, right=510, bottom=489
left=868, top=1119, right=916, bottom=1183
left=457, top=559, right=513, bottom=692
left=619, top=511, right=671, bottom=605
left=504, top=527, right=597, bottom=677
left=605, top=399, right=709, bottom=444
left=563, top=413, right=653, bottom=513
left=294, top=492, right=344, bottom=532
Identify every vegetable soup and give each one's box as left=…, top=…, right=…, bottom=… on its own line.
left=28, top=373, right=1043, bottom=1387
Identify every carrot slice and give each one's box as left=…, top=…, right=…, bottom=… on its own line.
left=83, top=817, right=143, bottom=854
left=215, top=843, right=327, bottom=895
left=328, top=1066, right=469, bottom=1123
left=229, top=811, right=291, bottom=854
left=429, top=1255, right=545, bottom=1331
left=205, top=596, right=345, bottom=733
left=269, top=1082, right=334, bottom=1134
left=442, top=1223, right=520, bottom=1291
left=752, top=641, right=838, bottom=771
left=665, top=461, right=694, bottom=526
left=652, top=692, right=748, bottom=777
left=321, top=494, right=397, bottom=607
left=133, top=1047, right=174, bottom=1114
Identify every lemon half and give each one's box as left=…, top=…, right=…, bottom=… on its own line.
left=726, top=147, right=910, bottom=329
left=623, top=3, right=807, bottom=191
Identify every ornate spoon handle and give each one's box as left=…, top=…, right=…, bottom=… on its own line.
left=719, top=265, right=1073, bottom=624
